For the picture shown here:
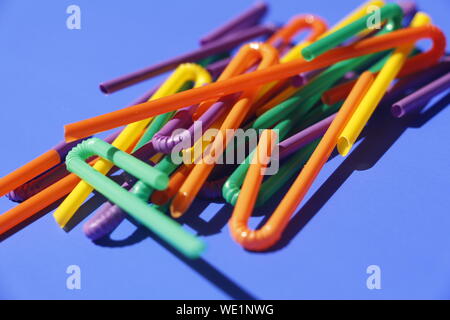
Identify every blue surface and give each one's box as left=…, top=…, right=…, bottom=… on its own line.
left=0, top=0, right=449, bottom=300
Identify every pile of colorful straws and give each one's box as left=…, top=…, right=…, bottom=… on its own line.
left=0, top=1, right=448, bottom=259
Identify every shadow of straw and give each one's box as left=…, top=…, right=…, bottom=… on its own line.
left=269, top=91, right=450, bottom=251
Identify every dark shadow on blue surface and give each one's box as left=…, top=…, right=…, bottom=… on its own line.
left=92, top=196, right=256, bottom=299
left=181, top=201, right=233, bottom=237
left=63, top=192, right=108, bottom=232
left=63, top=175, right=125, bottom=232
left=268, top=92, right=450, bottom=251
left=69, top=93, right=449, bottom=297
left=95, top=218, right=257, bottom=300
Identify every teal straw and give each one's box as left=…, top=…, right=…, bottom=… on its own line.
left=66, top=138, right=205, bottom=259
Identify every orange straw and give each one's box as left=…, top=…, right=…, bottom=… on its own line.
left=170, top=43, right=279, bottom=218
left=229, top=71, right=374, bottom=251
left=229, top=129, right=278, bottom=248
left=0, top=133, right=144, bottom=236
left=266, top=15, right=327, bottom=47
left=0, top=160, right=97, bottom=235
left=151, top=164, right=194, bottom=206
left=64, top=26, right=445, bottom=141
left=0, top=150, right=61, bottom=197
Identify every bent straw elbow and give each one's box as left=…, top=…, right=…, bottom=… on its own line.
left=222, top=180, right=241, bottom=206
left=230, top=218, right=282, bottom=251
left=83, top=202, right=127, bottom=241
left=66, top=138, right=204, bottom=259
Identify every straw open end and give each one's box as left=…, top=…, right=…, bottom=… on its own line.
left=391, top=104, right=405, bottom=118
left=170, top=191, right=191, bottom=219
left=64, top=126, right=80, bottom=143
left=99, top=83, right=110, bottom=95
left=337, top=136, right=352, bottom=157
left=54, top=211, right=69, bottom=229
left=152, top=174, right=170, bottom=191
left=301, top=47, right=315, bottom=62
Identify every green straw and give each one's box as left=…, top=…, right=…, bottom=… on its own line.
left=252, top=50, right=387, bottom=130
left=66, top=138, right=205, bottom=259
left=222, top=102, right=342, bottom=206
left=301, top=3, right=403, bottom=61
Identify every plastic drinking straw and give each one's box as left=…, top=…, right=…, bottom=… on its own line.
left=3, top=60, right=198, bottom=203
left=150, top=165, right=191, bottom=206
left=54, top=64, right=212, bottom=228
left=228, top=129, right=278, bottom=248
left=301, top=3, right=403, bottom=61
left=193, top=14, right=327, bottom=119
left=320, top=48, right=433, bottom=105
left=251, top=2, right=395, bottom=112
left=0, top=142, right=130, bottom=237
left=253, top=44, right=389, bottom=129
left=224, top=141, right=318, bottom=206
left=338, top=12, right=431, bottom=156
left=223, top=102, right=342, bottom=206
left=253, top=0, right=384, bottom=109
left=99, top=24, right=276, bottom=94
left=281, top=0, right=385, bottom=63
left=6, top=130, right=122, bottom=203
left=68, top=26, right=443, bottom=140
left=254, top=41, right=390, bottom=116
left=0, top=112, right=158, bottom=236
left=323, top=57, right=450, bottom=105
left=170, top=43, right=279, bottom=218
left=154, top=113, right=227, bottom=201
left=0, top=138, right=91, bottom=198
left=67, top=139, right=168, bottom=190
left=65, top=138, right=205, bottom=259
left=392, top=72, right=450, bottom=118
left=132, top=52, right=229, bottom=152
left=78, top=58, right=222, bottom=239
left=64, top=25, right=446, bottom=141
left=229, top=71, right=374, bottom=251
left=397, top=0, right=418, bottom=26
left=155, top=95, right=236, bottom=155
left=251, top=15, right=328, bottom=102
left=199, top=2, right=268, bottom=46
left=83, top=155, right=179, bottom=240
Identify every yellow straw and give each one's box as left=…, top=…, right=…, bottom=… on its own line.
left=337, top=12, right=431, bottom=156
left=54, top=63, right=211, bottom=227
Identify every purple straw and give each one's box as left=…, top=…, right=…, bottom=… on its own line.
left=279, top=114, right=335, bottom=160
left=84, top=95, right=238, bottom=240
left=200, top=2, right=268, bottom=46
left=392, top=72, right=450, bottom=118
left=153, top=95, right=237, bottom=153
left=397, top=1, right=418, bottom=25
left=389, top=59, right=450, bottom=103
left=99, top=24, right=277, bottom=94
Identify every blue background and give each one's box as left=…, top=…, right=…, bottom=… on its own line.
left=0, top=0, right=449, bottom=300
